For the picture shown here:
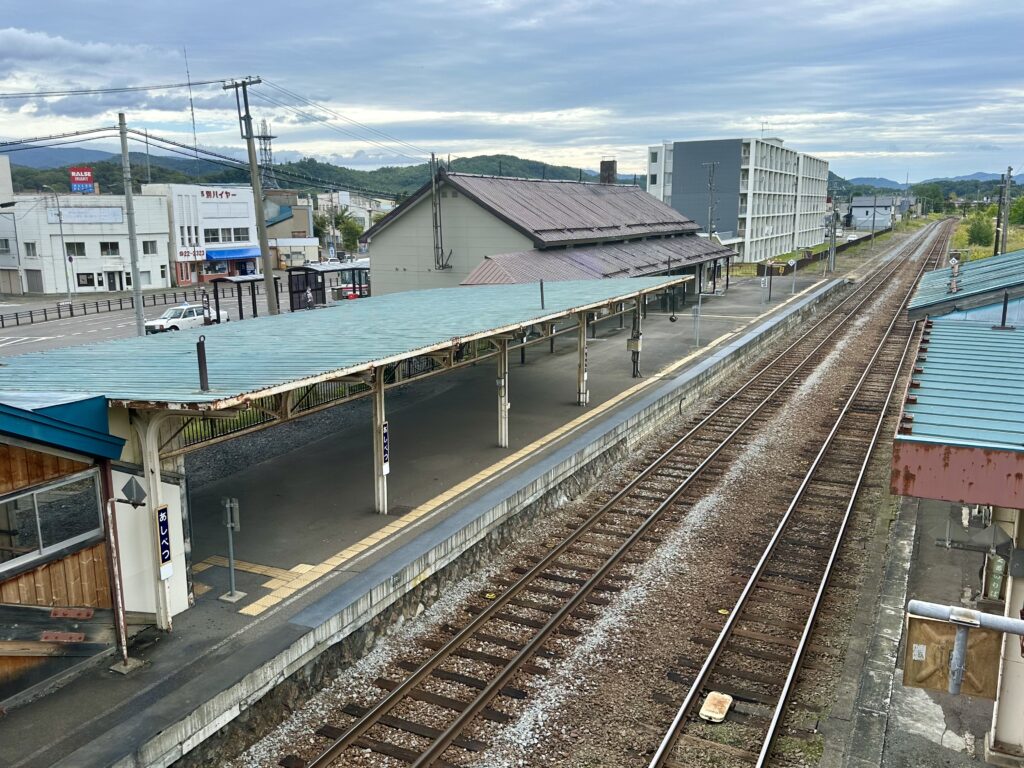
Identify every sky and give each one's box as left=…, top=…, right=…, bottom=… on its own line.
left=0, top=0, right=1022, bottom=182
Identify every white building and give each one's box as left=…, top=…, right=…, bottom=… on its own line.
left=317, top=190, right=395, bottom=253
left=142, top=183, right=260, bottom=286
left=850, top=196, right=896, bottom=231
left=646, top=137, right=829, bottom=263
left=0, top=160, right=171, bottom=295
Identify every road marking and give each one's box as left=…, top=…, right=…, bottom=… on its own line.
left=0, top=336, right=59, bottom=348
left=235, top=279, right=829, bottom=617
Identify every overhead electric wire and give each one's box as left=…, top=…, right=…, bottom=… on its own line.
left=249, top=89, right=425, bottom=164
left=0, top=79, right=229, bottom=100
left=261, top=78, right=431, bottom=158
left=0, top=126, right=119, bottom=149
left=0, top=134, right=121, bottom=153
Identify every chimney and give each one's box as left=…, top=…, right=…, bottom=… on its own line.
left=599, top=159, right=617, bottom=185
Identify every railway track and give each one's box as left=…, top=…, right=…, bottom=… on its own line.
left=278, top=221, right=948, bottom=768
left=647, top=219, right=954, bottom=768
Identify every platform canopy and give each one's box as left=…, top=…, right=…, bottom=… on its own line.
left=908, top=248, right=1024, bottom=320
left=892, top=320, right=1024, bottom=508
left=0, top=277, right=685, bottom=410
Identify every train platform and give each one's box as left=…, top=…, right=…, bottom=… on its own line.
left=0, top=242, right=904, bottom=768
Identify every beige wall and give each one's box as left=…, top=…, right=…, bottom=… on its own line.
left=367, top=184, right=533, bottom=295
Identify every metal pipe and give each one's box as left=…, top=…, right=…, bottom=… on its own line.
left=197, top=335, right=210, bottom=391
left=539, top=279, right=545, bottom=309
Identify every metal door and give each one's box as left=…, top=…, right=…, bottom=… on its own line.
left=25, top=269, right=43, bottom=293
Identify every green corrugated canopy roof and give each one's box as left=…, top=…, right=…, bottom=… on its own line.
left=897, top=321, right=1024, bottom=452
left=0, top=277, right=682, bottom=409
left=908, top=248, right=1024, bottom=319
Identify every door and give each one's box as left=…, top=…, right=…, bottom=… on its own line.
left=25, top=270, right=43, bottom=293
left=105, top=271, right=120, bottom=291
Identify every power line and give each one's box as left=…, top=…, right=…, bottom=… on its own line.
left=261, top=79, right=431, bottom=157
left=0, top=126, right=118, bottom=148
left=0, top=79, right=232, bottom=100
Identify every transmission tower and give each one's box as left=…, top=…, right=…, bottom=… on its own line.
left=254, top=119, right=280, bottom=189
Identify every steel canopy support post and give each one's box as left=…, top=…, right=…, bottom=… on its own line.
left=250, top=283, right=258, bottom=317
left=497, top=338, right=510, bottom=448
left=237, top=285, right=244, bottom=319
left=372, top=369, right=388, bottom=514
left=577, top=312, right=589, bottom=406
left=132, top=412, right=172, bottom=631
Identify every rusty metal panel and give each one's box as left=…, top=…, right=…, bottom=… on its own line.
left=903, top=615, right=1001, bottom=699
left=891, top=440, right=1024, bottom=508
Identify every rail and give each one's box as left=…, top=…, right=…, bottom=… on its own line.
left=647, top=218, right=954, bottom=767
left=282, top=222, right=943, bottom=768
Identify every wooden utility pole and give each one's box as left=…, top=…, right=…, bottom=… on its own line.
left=223, top=77, right=280, bottom=315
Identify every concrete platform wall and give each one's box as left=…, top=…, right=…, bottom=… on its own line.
left=120, top=278, right=850, bottom=768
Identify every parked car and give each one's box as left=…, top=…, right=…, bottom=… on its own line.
left=325, top=257, right=343, bottom=265
left=846, top=234, right=859, bottom=242
left=145, top=304, right=228, bottom=334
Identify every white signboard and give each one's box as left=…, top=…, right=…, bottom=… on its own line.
left=47, top=207, right=124, bottom=225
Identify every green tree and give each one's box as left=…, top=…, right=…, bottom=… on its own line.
left=340, top=218, right=363, bottom=251
left=1010, top=197, right=1024, bottom=226
left=967, top=215, right=994, bottom=247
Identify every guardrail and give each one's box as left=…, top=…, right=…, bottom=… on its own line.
left=0, top=278, right=347, bottom=328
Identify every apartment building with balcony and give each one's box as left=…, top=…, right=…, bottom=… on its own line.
left=647, top=138, right=829, bottom=263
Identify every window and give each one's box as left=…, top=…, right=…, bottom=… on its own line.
left=65, top=242, right=86, bottom=258
left=204, top=228, right=220, bottom=243
left=160, top=264, right=167, bottom=279
left=143, top=240, right=158, bottom=255
left=0, top=470, right=103, bottom=574
left=232, top=227, right=249, bottom=242
left=100, top=242, right=120, bottom=257
left=24, top=242, right=37, bottom=257
left=0, top=238, right=9, bottom=255
left=650, top=151, right=658, bottom=164
left=76, top=273, right=96, bottom=287
left=96, top=273, right=104, bottom=286
left=124, top=272, right=132, bottom=287
left=649, top=174, right=658, bottom=186
left=220, top=228, right=233, bottom=242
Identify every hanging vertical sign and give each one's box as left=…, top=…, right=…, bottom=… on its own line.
left=381, top=421, right=390, bottom=476
left=69, top=167, right=95, bottom=193
left=156, top=504, right=173, bottom=580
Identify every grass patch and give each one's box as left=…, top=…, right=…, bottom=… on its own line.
left=950, top=219, right=1024, bottom=262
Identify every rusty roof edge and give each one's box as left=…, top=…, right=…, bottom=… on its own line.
left=111, top=276, right=691, bottom=412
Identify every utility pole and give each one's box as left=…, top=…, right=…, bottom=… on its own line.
left=994, top=176, right=1005, bottom=257
left=870, top=194, right=878, bottom=251
left=223, top=76, right=279, bottom=315
left=119, top=113, right=145, bottom=336
left=1001, top=167, right=1013, bottom=255
left=701, top=161, right=719, bottom=235
left=42, top=184, right=72, bottom=300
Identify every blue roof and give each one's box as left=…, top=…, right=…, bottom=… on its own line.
left=897, top=321, right=1024, bottom=452
left=908, top=248, right=1024, bottom=319
left=265, top=205, right=293, bottom=227
left=0, top=394, right=124, bottom=459
left=0, top=277, right=683, bottom=408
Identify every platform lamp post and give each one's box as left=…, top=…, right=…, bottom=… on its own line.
left=42, top=184, right=73, bottom=300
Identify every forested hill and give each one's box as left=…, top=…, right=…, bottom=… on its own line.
left=9, top=153, right=644, bottom=199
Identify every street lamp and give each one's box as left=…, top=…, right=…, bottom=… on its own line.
left=42, top=184, right=73, bottom=300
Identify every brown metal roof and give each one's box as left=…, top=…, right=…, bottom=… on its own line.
left=462, top=236, right=735, bottom=285
left=361, top=169, right=700, bottom=248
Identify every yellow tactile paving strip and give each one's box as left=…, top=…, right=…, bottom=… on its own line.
left=214, top=281, right=826, bottom=617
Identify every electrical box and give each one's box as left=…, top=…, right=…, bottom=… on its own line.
left=627, top=337, right=642, bottom=352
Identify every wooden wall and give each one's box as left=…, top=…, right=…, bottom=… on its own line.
left=0, top=442, right=91, bottom=495
left=0, top=540, right=111, bottom=609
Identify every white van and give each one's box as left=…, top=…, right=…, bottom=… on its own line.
left=145, top=304, right=229, bottom=334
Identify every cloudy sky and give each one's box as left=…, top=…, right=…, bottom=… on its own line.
left=1, top=0, right=1021, bottom=181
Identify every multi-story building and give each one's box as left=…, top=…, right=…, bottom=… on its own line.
left=647, top=138, right=829, bottom=262
left=0, top=160, right=171, bottom=295
left=141, top=183, right=260, bottom=286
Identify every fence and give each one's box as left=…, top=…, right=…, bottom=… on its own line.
left=756, top=227, right=893, bottom=276
left=0, top=277, right=348, bottom=329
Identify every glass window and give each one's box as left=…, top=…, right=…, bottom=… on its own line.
left=143, top=240, right=158, bottom=255
left=232, top=227, right=249, bottom=242
left=221, top=228, right=233, bottom=242
left=100, top=242, right=120, bottom=256
left=124, top=272, right=132, bottom=287
left=0, top=470, right=101, bottom=573
left=0, top=238, right=9, bottom=254
left=23, top=242, right=37, bottom=257
left=160, top=264, right=167, bottom=279
left=76, top=273, right=96, bottom=287
left=649, top=174, right=658, bottom=186
left=96, top=273, right=104, bottom=286
left=65, top=242, right=86, bottom=258
left=204, top=228, right=220, bottom=243
left=650, top=151, right=658, bottom=164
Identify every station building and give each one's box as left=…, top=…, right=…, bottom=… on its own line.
left=361, top=169, right=733, bottom=295
left=141, top=183, right=261, bottom=287
left=893, top=247, right=1024, bottom=765
left=0, top=158, right=171, bottom=295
